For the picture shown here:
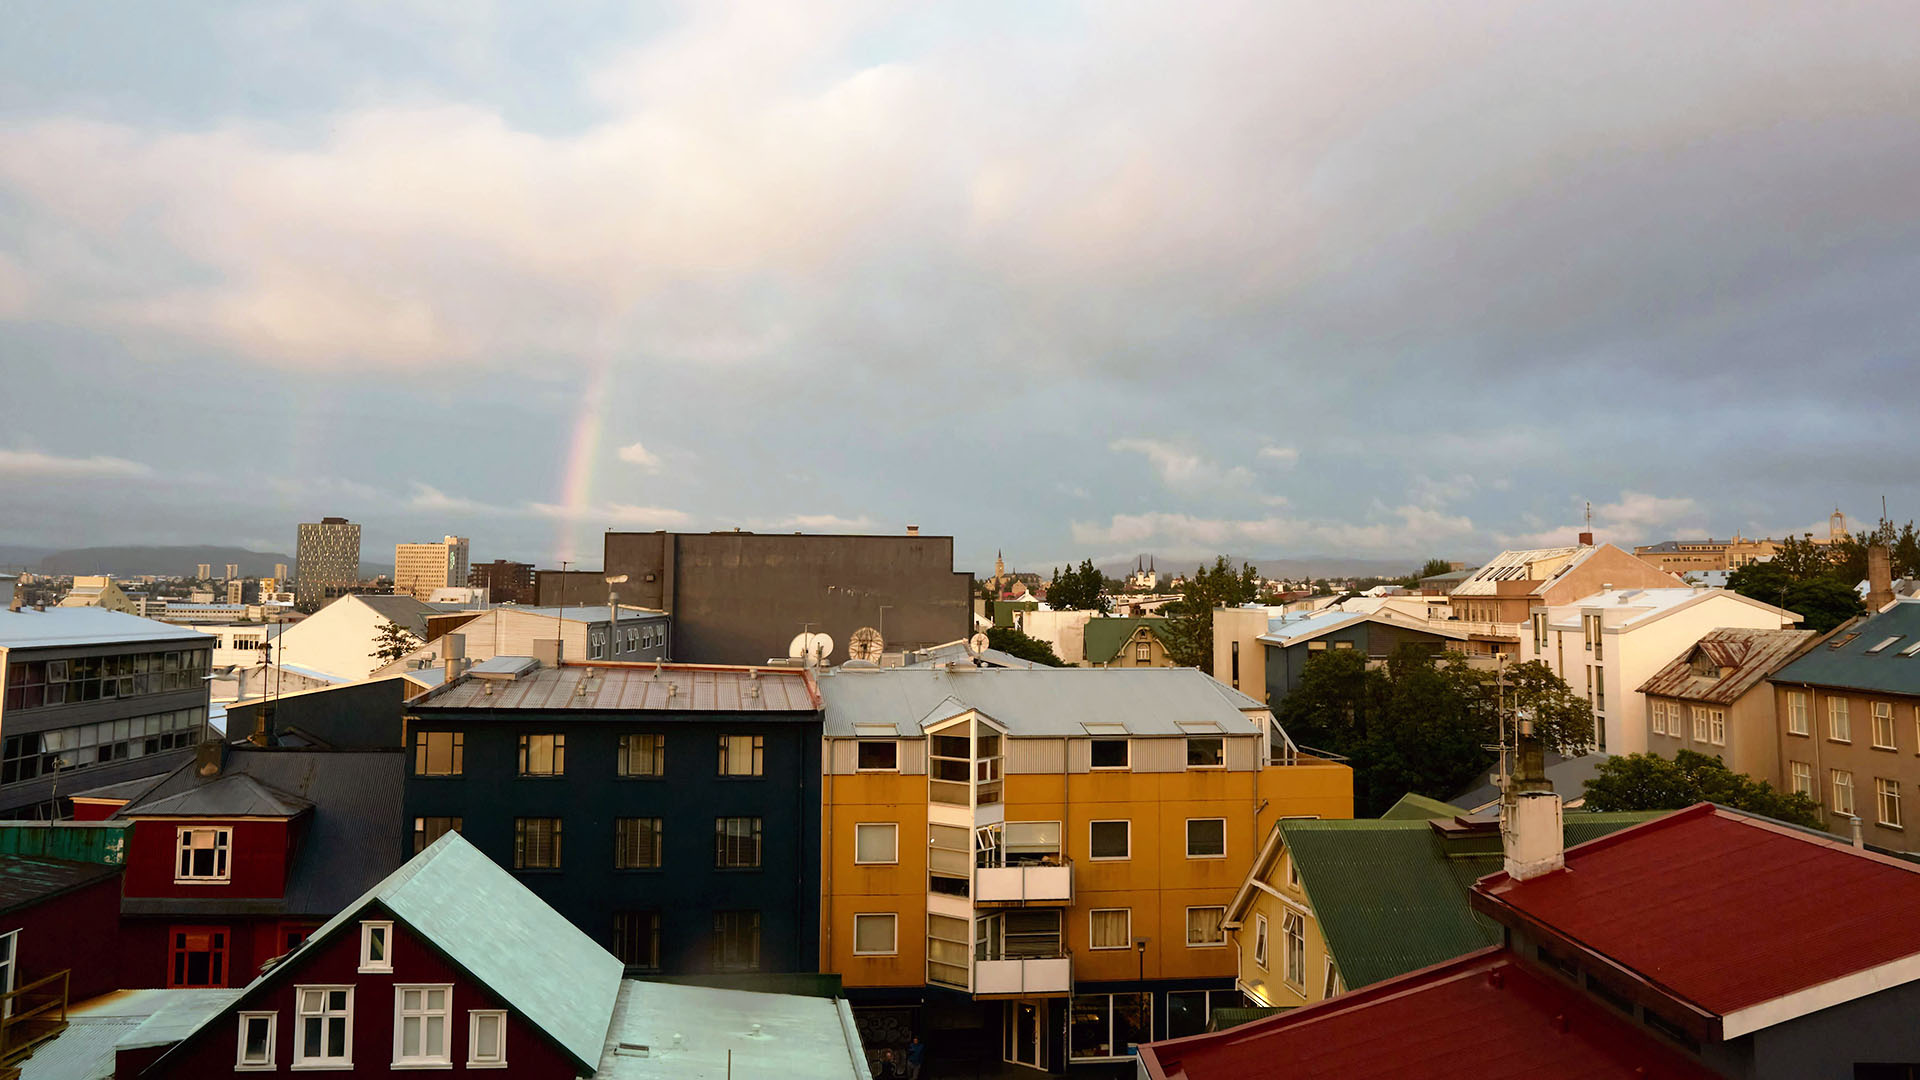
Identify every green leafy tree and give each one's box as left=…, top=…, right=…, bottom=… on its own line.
left=1582, top=750, right=1825, bottom=828
left=1161, top=557, right=1261, bottom=670
left=1412, top=558, right=1454, bottom=584
left=1896, top=521, right=1920, bottom=580
left=1047, top=560, right=1111, bottom=613
left=1728, top=559, right=1863, bottom=633
left=984, top=626, right=1062, bottom=667
left=369, top=618, right=419, bottom=665
left=1771, top=534, right=1838, bottom=581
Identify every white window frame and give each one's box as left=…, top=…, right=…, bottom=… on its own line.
left=1787, top=691, right=1809, bottom=736
left=1184, top=906, right=1227, bottom=948
left=1790, top=761, right=1813, bottom=797
left=1185, top=818, right=1227, bottom=859
left=392, top=984, right=453, bottom=1067
left=1089, top=819, right=1130, bottom=861
left=467, top=1010, right=507, bottom=1068
left=1282, top=911, right=1306, bottom=988
left=1089, top=908, right=1132, bottom=950
left=1709, top=709, right=1726, bottom=747
left=1692, top=705, right=1710, bottom=743
left=855, top=739, right=899, bottom=772
left=1649, top=701, right=1665, bottom=736
left=1830, top=696, right=1852, bottom=743
left=1322, top=956, right=1342, bottom=998
left=293, top=985, right=354, bottom=1069
left=1874, top=702, right=1897, bottom=750
left=1878, top=778, right=1903, bottom=829
left=175, top=826, right=232, bottom=884
left=359, top=921, right=393, bottom=974
left=1832, top=770, right=1856, bottom=817
left=852, top=913, right=899, bottom=956
left=853, top=822, right=899, bottom=865
left=1185, top=736, right=1226, bottom=769
left=1253, top=913, right=1269, bottom=970
left=1088, top=737, right=1131, bottom=771
left=236, top=1011, right=276, bottom=1071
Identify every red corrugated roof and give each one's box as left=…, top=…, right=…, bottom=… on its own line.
left=1140, top=948, right=1719, bottom=1080
left=1476, top=804, right=1920, bottom=1017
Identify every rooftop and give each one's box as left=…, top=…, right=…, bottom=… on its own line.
left=816, top=665, right=1270, bottom=738
left=0, top=853, right=119, bottom=915
left=0, top=608, right=213, bottom=649
left=593, top=981, right=867, bottom=1080
left=1543, top=587, right=1795, bottom=631
left=413, top=662, right=821, bottom=713
left=1257, top=607, right=1467, bottom=647
left=21, top=989, right=236, bottom=1080
left=1080, top=616, right=1176, bottom=664
left=1771, top=599, right=1920, bottom=696
left=1447, top=544, right=1591, bottom=597
left=1474, top=803, right=1920, bottom=1037
left=1637, top=626, right=1820, bottom=704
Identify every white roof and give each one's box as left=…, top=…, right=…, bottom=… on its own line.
left=1448, top=545, right=1591, bottom=597
left=593, top=982, right=869, bottom=1080
left=1257, top=607, right=1470, bottom=647
left=1542, top=587, right=1788, bottom=631
left=0, top=608, right=213, bottom=649
left=817, top=666, right=1268, bottom=738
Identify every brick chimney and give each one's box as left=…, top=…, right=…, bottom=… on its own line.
left=1577, top=531, right=1594, bottom=547
left=1867, top=543, right=1895, bottom=611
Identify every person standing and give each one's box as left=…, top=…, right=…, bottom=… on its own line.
left=874, top=1048, right=903, bottom=1079
left=905, top=1034, right=926, bottom=1079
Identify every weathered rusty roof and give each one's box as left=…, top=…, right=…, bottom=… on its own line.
left=0, top=853, right=119, bottom=914
left=412, top=662, right=821, bottom=714
left=1636, top=627, right=1819, bottom=704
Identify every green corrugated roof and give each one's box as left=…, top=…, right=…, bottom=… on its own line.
left=1081, top=617, right=1175, bottom=664
left=1280, top=811, right=1662, bottom=989
left=1379, top=793, right=1464, bottom=820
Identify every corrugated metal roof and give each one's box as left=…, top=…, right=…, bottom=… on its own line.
left=1636, top=627, right=1819, bottom=704
left=1447, top=545, right=1589, bottom=597
left=344, top=594, right=441, bottom=639
left=0, top=608, right=213, bottom=649
left=1080, top=617, right=1175, bottom=664
left=593, top=982, right=870, bottom=1079
left=817, top=667, right=1269, bottom=738
left=1771, top=599, right=1920, bottom=695
left=1377, top=793, right=1462, bottom=820
left=413, top=663, right=820, bottom=713
left=121, top=773, right=313, bottom=818
left=0, top=853, right=118, bottom=914
left=1257, top=608, right=1469, bottom=647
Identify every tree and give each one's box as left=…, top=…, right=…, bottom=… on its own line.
left=1779, top=577, right=1866, bottom=634
left=1161, top=557, right=1261, bottom=670
left=984, top=626, right=1062, bottom=667
left=1728, top=556, right=1864, bottom=634
left=1771, top=533, right=1838, bottom=581
left=1412, top=558, right=1454, bottom=584
left=1047, top=560, right=1110, bottom=613
left=370, top=618, right=419, bottom=665
left=1582, top=750, right=1825, bottom=828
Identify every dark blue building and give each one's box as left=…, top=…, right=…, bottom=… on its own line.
left=403, top=659, right=824, bottom=978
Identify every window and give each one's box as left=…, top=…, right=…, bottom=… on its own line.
left=1790, top=761, right=1813, bottom=797
left=1253, top=914, right=1270, bottom=969
left=1134, top=643, right=1151, bottom=663
left=718, top=734, right=764, bottom=776
left=1832, top=770, right=1856, bottom=817
left=236, top=1011, right=275, bottom=1070
left=1069, top=992, right=1150, bottom=1061
left=854, top=913, right=898, bottom=955
left=856, top=740, right=898, bottom=771
left=1692, top=706, right=1710, bottom=743
left=1787, top=691, right=1809, bottom=736
left=295, top=986, right=353, bottom=1068
left=359, top=921, right=392, bottom=974
left=1186, top=906, right=1226, bottom=947
left=393, top=985, right=451, bottom=1066
left=715, top=817, right=762, bottom=868
left=1532, top=611, right=1548, bottom=652
left=1323, top=957, right=1342, bottom=998
left=1089, top=738, right=1130, bottom=769
left=615, top=818, right=663, bottom=869
left=412, top=816, right=461, bottom=855
left=1186, top=818, right=1226, bottom=858
left=854, top=822, right=898, bottom=864
left=1875, top=702, right=1898, bottom=750
left=414, top=731, right=463, bottom=776
left=1709, top=709, right=1726, bottom=747
left=1650, top=701, right=1666, bottom=736
left=1090, top=908, right=1131, bottom=950
left=1004, top=820, right=1062, bottom=865
left=1282, top=912, right=1306, bottom=987
left=467, top=1010, right=507, bottom=1068
left=1878, top=779, right=1902, bottom=828
left=1186, top=737, right=1225, bottom=768
left=513, top=818, right=562, bottom=870
left=1089, top=820, right=1130, bottom=860
left=175, top=828, right=231, bottom=883
left=169, top=927, right=227, bottom=988
left=1286, top=851, right=1300, bottom=889
left=1230, top=640, right=1240, bottom=687
left=1593, top=669, right=1605, bottom=713
left=1, top=707, right=207, bottom=783
left=613, top=912, right=661, bottom=970
left=713, top=911, right=761, bottom=972
left=589, top=629, right=606, bottom=660
left=1830, top=697, right=1853, bottom=742
left=618, top=733, right=665, bottom=777
left=517, top=733, right=565, bottom=776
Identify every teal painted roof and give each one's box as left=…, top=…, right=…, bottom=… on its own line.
left=1773, top=600, right=1920, bottom=695
left=594, top=982, right=872, bottom=1079
left=1379, top=793, right=1464, bottom=821
left=1280, top=812, right=1662, bottom=989
left=1081, top=617, right=1174, bottom=664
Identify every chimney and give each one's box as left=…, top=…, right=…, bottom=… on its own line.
left=906, top=525, right=919, bottom=536
left=533, top=638, right=562, bottom=669
left=1501, top=721, right=1564, bottom=880
left=1867, top=543, right=1895, bottom=610
left=195, top=740, right=227, bottom=778
left=1577, top=531, right=1594, bottom=547
left=8, top=582, right=20, bottom=613
left=250, top=702, right=277, bottom=748
left=443, top=633, right=467, bottom=682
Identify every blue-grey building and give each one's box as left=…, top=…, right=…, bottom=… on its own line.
left=403, top=658, right=824, bottom=979
left=1260, top=608, right=1469, bottom=707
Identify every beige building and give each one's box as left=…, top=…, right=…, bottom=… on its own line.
left=1639, top=627, right=1818, bottom=782
left=56, top=576, right=135, bottom=613
left=393, top=535, right=470, bottom=602
left=1446, top=541, right=1688, bottom=659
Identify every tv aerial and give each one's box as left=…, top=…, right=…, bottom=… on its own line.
left=849, top=626, right=885, bottom=663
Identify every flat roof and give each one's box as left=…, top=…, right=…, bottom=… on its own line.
left=816, top=666, right=1267, bottom=738
left=413, top=663, right=820, bottom=713
left=0, top=608, right=214, bottom=649
left=593, top=982, right=866, bottom=1080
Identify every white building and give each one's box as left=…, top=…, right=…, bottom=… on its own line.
left=1520, top=587, right=1799, bottom=756
left=268, top=594, right=439, bottom=682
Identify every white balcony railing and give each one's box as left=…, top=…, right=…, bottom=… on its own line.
left=975, top=862, right=1073, bottom=905
left=974, top=955, right=1073, bottom=996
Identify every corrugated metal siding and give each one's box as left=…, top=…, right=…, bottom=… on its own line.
left=1133, top=738, right=1185, bottom=773
left=899, top=739, right=928, bottom=775
left=1226, top=734, right=1259, bottom=771
left=1007, top=738, right=1066, bottom=774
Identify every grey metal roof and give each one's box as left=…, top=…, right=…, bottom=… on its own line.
left=67, top=773, right=171, bottom=805
left=348, top=594, right=441, bottom=639
left=1637, top=627, right=1819, bottom=705
left=0, top=853, right=119, bottom=914
left=121, top=773, right=313, bottom=818
left=903, top=641, right=1038, bottom=669
left=1257, top=608, right=1469, bottom=647
left=1451, top=752, right=1615, bottom=813
left=469, top=654, right=541, bottom=677
left=0, top=608, right=212, bottom=649
left=19, top=989, right=237, bottom=1080
left=1772, top=600, right=1920, bottom=696
left=593, top=981, right=870, bottom=1080
left=817, top=666, right=1269, bottom=738
left=413, top=663, right=820, bottom=714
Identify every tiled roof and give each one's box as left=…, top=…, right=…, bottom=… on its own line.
left=0, top=608, right=212, bottom=649
left=1137, top=948, right=1720, bottom=1080
left=1771, top=599, right=1920, bottom=696
left=413, top=662, right=821, bottom=713
left=1637, top=627, right=1819, bottom=704
left=1475, top=803, right=1920, bottom=1033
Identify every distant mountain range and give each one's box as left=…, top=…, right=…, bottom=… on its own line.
left=0, top=545, right=393, bottom=580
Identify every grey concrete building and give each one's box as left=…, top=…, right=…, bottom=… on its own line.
left=0, top=607, right=213, bottom=818
left=294, top=516, right=361, bottom=612
left=538, top=529, right=973, bottom=665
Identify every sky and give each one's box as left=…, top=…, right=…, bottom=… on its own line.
left=1, top=1, right=1915, bottom=575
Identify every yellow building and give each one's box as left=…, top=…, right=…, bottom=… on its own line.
left=817, top=665, right=1351, bottom=1074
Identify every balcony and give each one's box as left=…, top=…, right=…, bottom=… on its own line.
left=1435, top=618, right=1522, bottom=640
left=973, top=954, right=1073, bottom=997
left=975, top=861, right=1073, bottom=906
left=0, top=970, right=69, bottom=1078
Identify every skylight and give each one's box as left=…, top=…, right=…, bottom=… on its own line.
left=1901, top=641, right=1920, bottom=658
left=1867, top=636, right=1905, bottom=654
left=1829, top=633, right=1861, bottom=651
left=1083, top=722, right=1129, bottom=736
left=1178, top=721, right=1223, bottom=734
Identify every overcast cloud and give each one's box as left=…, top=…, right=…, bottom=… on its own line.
left=1, top=1, right=1914, bottom=572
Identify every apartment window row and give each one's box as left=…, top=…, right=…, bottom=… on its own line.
left=233, top=983, right=508, bottom=1070
left=612, top=908, right=759, bottom=974
left=3, top=648, right=212, bottom=711
left=1822, top=769, right=1908, bottom=831
left=1, top=707, right=206, bottom=785
left=852, top=735, right=1227, bottom=773
left=1085, top=907, right=1225, bottom=950
left=1787, top=692, right=1919, bottom=754
left=413, top=731, right=764, bottom=779
left=1087, top=818, right=1226, bottom=861
left=506, top=816, right=763, bottom=871
left=617, top=623, right=667, bottom=654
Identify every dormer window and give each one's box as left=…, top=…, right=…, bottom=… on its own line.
left=175, top=827, right=231, bottom=884
left=360, top=921, right=393, bottom=973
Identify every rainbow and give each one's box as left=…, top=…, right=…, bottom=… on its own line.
left=551, top=356, right=612, bottom=563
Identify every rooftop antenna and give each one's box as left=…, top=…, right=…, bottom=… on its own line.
left=1584, top=501, right=1593, bottom=536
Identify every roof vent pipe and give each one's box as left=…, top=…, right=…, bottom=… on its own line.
left=1852, top=815, right=1864, bottom=849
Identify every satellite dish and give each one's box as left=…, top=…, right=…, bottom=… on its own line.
left=968, top=632, right=990, bottom=656
left=788, top=631, right=834, bottom=665
left=849, top=626, right=885, bottom=662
